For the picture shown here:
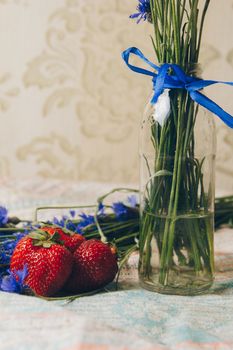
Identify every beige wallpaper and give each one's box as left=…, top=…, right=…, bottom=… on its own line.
left=0, top=0, right=232, bottom=192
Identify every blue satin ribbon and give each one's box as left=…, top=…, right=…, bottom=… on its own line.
left=122, top=47, right=233, bottom=128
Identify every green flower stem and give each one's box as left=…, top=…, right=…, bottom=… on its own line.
left=196, top=0, right=211, bottom=60
left=171, top=0, right=181, bottom=63
left=34, top=205, right=96, bottom=221
left=97, top=187, right=138, bottom=204
left=114, top=232, right=138, bottom=244
left=0, top=227, right=26, bottom=233
left=158, top=92, right=184, bottom=281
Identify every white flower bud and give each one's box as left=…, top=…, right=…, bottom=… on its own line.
left=151, top=89, right=171, bottom=127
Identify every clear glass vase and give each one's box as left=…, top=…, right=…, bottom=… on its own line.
left=138, top=78, right=216, bottom=295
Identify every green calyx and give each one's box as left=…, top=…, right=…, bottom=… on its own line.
left=28, top=230, right=63, bottom=248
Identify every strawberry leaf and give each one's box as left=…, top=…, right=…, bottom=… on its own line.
left=29, top=232, right=47, bottom=240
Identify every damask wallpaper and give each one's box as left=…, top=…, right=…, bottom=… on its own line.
left=0, top=0, right=232, bottom=192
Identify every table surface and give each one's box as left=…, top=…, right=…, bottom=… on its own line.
left=1, top=178, right=233, bottom=350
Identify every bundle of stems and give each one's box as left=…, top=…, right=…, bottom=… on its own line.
left=139, top=0, right=214, bottom=287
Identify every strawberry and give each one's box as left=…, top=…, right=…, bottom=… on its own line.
left=10, top=230, right=73, bottom=297
left=40, top=226, right=85, bottom=253
left=65, top=239, right=118, bottom=293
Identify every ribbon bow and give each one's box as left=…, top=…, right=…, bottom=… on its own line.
left=122, top=47, right=233, bottom=128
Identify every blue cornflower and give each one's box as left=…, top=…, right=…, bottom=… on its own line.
left=53, top=206, right=105, bottom=234
left=126, top=195, right=138, bottom=208
left=53, top=216, right=62, bottom=227
left=77, top=213, right=95, bottom=232
left=66, top=221, right=81, bottom=233
left=52, top=215, right=82, bottom=234
left=130, top=0, right=152, bottom=23
left=112, top=202, right=128, bottom=219
left=98, top=202, right=105, bottom=215
left=53, top=214, right=69, bottom=226
left=112, top=196, right=139, bottom=220
left=0, top=265, right=28, bottom=294
left=0, top=206, right=8, bottom=227
left=52, top=215, right=71, bottom=229
left=0, top=231, right=27, bottom=265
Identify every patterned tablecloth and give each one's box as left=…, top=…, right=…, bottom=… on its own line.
left=0, top=178, right=233, bottom=350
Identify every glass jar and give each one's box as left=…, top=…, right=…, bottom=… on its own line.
left=138, top=80, right=216, bottom=295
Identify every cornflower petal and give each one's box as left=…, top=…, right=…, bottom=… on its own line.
left=0, top=265, right=28, bottom=294
left=127, top=195, right=138, bottom=208
left=112, top=202, right=128, bottom=219
left=69, top=210, right=76, bottom=218
left=98, top=202, right=105, bottom=215
left=77, top=213, right=95, bottom=230
left=0, top=206, right=8, bottom=226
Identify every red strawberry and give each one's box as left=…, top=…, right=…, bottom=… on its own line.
left=65, top=239, right=118, bottom=293
left=40, top=226, right=85, bottom=253
left=10, top=231, right=73, bottom=297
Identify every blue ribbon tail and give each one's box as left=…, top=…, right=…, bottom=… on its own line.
left=189, top=90, right=233, bottom=128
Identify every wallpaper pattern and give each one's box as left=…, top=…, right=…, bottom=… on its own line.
left=0, top=0, right=232, bottom=191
